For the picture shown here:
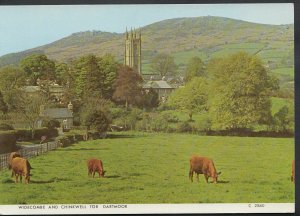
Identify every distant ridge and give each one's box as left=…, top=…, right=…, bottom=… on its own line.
left=0, top=16, right=293, bottom=74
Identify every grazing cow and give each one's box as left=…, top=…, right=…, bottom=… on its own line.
left=291, top=159, right=295, bottom=183
left=87, top=158, right=106, bottom=178
left=8, top=152, right=21, bottom=171
left=11, top=157, right=32, bottom=184
left=189, top=155, right=221, bottom=183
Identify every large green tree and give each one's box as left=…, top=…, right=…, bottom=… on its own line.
left=73, top=54, right=118, bottom=100
left=184, top=56, right=206, bottom=82
left=112, top=66, right=144, bottom=108
left=167, top=77, right=208, bottom=121
left=150, top=53, right=178, bottom=77
left=20, top=54, right=56, bottom=85
left=0, top=66, right=26, bottom=111
left=207, top=52, right=278, bottom=130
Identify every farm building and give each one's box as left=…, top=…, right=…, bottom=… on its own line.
left=38, top=102, right=74, bottom=129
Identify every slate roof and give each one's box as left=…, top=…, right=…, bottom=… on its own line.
left=143, top=80, right=175, bottom=89
left=41, top=108, right=73, bottom=119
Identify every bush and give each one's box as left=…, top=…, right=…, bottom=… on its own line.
left=160, top=111, right=179, bottom=123
left=0, top=123, right=14, bottom=131
left=149, top=114, right=172, bottom=132
left=16, top=128, right=58, bottom=141
left=55, top=135, right=72, bottom=148
left=42, top=119, right=60, bottom=129
left=177, top=121, right=192, bottom=133
left=85, top=110, right=110, bottom=132
left=0, top=130, right=17, bottom=153
left=193, top=115, right=212, bottom=132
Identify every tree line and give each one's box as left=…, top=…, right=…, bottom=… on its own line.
left=0, top=51, right=294, bottom=136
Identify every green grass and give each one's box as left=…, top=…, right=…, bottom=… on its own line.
left=271, top=97, right=293, bottom=115
left=272, top=67, right=294, bottom=78
left=0, top=132, right=294, bottom=204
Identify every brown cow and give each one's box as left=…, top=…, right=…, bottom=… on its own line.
left=189, top=155, right=221, bottom=183
left=87, top=158, right=106, bottom=178
left=11, top=157, right=32, bottom=184
left=8, top=152, right=21, bottom=177
left=291, top=159, right=295, bottom=183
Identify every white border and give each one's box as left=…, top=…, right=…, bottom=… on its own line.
left=0, top=203, right=295, bottom=214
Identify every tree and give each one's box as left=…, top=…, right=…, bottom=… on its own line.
left=80, top=96, right=113, bottom=127
left=55, top=62, right=71, bottom=85
left=112, top=66, right=144, bottom=108
left=0, top=91, right=8, bottom=114
left=272, top=102, right=294, bottom=132
left=184, top=56, right=206, bottom=82
left=0, top=66, right=26, bottom=92
left=143, top=88, right=159, bottom=109
left=73, top=54, right=118, bottom=100
left=20, top=54, right=56, bottom=85
left=207, top=52, right=278, bottom=130
left=84, top=110, right=110, bottom=132
left=0, top=66, right=26, bottom=111
left=150, top=53, right=178, bottom=77
left=97, top=54, right=118, bottom=99
left=167, top=77, right=208, bottom=121
left=15, top=92, right=47, bottom=139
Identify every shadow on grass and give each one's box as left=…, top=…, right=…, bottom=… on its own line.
left=216, top=180, right=230, bottom=184
left=105, top=175, right=121, bottom=179
left=107, top=134, right=148, bottom=139
left=56, top=147, right=110, bottom=151
left=1, top=179, right=14, bottom=184
left=30, top=177, right=70, bottom=184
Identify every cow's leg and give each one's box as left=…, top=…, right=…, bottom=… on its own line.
left=189, top=171, right=193, bottom=182
left=204, top=174, right=209, bottom=183
left=92, top=171, right=95, bottom=178
left=15, top=174, right=19, bottom=183
left=196, top=174, right=199, bottom=182
left=11, top=170, right=15, bottom=178
left=20, top=175, right=22, bottom=183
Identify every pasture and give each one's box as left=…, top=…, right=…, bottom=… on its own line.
left=0, top=132, right=294, bottom=204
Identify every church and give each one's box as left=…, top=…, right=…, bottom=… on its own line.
left=123, top=28, right=178, bottom=101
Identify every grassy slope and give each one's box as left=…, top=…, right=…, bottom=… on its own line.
left=0, top=132, right=294, bottom=204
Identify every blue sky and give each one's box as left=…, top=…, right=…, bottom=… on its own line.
left=0, top=4, right=294, bottom=56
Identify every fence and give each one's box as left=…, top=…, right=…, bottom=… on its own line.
left=0, top=141, right=60, bottom=171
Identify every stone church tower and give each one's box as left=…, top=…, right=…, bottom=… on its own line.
left=124, top=28, right=142, bottom=74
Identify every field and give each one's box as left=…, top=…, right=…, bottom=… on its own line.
left=0, top=132, right=294, bottom=204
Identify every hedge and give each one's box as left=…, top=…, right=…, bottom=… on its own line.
left=15, top=128, right=58, bottom=141
left=0, top=130, right=17, bottom=154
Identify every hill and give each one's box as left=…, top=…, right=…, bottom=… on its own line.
left=0, top=16, right=294, bottom=89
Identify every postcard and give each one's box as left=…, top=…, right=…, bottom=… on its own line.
left=0, top=3, right=295, bottom=214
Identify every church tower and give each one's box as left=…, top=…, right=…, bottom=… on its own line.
left=124, top=28, right=142, bottom=74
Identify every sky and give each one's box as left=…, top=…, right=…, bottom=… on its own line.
left=0, top=3, right=294, bottom=56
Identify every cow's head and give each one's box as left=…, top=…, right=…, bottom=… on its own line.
left=100, top=170, right=106, bottom=177
left=212, top=172, right=221, bottom=183
left=25, top=173, right=31, bottom=184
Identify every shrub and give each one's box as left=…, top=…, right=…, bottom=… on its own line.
left=177, top=121, right=192, bottom=133
left=84, top=110, right=110, bottom=132
left=160, top=111, right=179, bottom=123
left=42, top=119, right=60, bottom=129
left=55, top=135, right=72, bottom=148
left=16, top=128, right=58, bottom=141
left=193, top=115, right=212, bottom=132
left=0, top=123, right=14, bottom=131
left=149, top=114, right=171, bottom=132
left=0, top=130, right=17, bottom=153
